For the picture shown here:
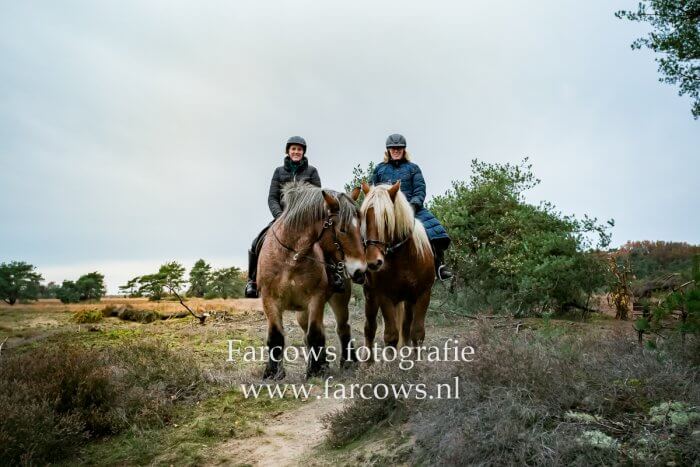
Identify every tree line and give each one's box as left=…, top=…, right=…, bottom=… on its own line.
left=2, top=156, right=698, bottom=335
left=119, top=260, right=245, bottom=300
left=0, top=259, right=245, bottom=305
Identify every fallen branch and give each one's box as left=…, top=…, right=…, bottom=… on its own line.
left=168, top=288, right=208, bottom=325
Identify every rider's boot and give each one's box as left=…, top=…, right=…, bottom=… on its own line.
left=245, top=249, right=259, bottom=298
left=434, top=247, right=453, bottom=281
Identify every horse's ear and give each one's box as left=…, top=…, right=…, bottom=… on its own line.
left=388, top=180, right=401, bottom=201
left=350, top=186, right=361, bottom=201
left=361, top=181, right=371, bottom=195
left=322, top=190, right=340, bottom=213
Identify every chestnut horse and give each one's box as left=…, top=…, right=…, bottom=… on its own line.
left=257, top=182, right=367, bottom=379
left=360, top=180, right=435, bottom=351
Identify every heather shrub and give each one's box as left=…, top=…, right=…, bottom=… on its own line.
left=325, top=325, right=699, bottom=465
left=72, top=308, right=103, bottom=323
left=0, top=340, right=205, bottom=465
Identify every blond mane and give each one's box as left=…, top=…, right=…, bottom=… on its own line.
left=360, top=184, right=431, bottom=258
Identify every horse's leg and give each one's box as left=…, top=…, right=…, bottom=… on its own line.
left=379, top=297, right=399, bottom=348
left=399, top=301, right=414, bottom=349
left=409, top=291, right=431, bottom=347
left=296, top=310, right=309, bottom=344
left=329, top=287, right=355, bottom=367
left=262, top=298, right=286, bottom=380
left=363, top=286, right=379, bottom=360
left=305, top=295, right=328, bottom=378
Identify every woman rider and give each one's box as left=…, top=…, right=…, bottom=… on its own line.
left=370, top=133, right=453, bottom=280
left=244, top=136, right=321, bottom=298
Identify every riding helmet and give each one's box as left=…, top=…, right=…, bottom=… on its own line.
left=385, top=133, right=407, bottom=148
left=286, top=136, right=307, bottom=154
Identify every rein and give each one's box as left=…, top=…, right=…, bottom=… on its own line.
left=270, top=214, right=348, bottom=279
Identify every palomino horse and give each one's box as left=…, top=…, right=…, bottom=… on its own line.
left=360, top=180, right=435, bottom=351
left=257, top=182, right=367, bottom=379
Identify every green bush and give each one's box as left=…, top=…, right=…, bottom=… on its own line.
left=56, top=280, right=81, bottom=304
left=429, top=159, right=612, bottom=314
left=636, top=254, right=700, bottom=343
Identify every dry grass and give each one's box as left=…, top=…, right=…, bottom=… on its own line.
left=0, top=296, right=262, bottom=315
left=325, top=324, right=700, bottom=466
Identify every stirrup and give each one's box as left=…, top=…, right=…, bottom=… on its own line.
left=244, top=281, right=259, bottom=298
left=437, top=265, right=453, bottom=281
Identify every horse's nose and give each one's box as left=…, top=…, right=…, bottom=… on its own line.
left=368, top=259, right=383, bottom=271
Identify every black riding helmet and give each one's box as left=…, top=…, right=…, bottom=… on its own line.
left=286, top=136, right=307, bottom=154
left=385, top=133, right=407, bottom=148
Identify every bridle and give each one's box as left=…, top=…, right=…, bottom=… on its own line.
left=363, top=236, right=411, bottom=256
left=270, top=213, right=349, bottom=280
left=363, top=218, right=414, bottom=256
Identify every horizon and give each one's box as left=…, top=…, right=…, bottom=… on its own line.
left=2, top=1, right=698, bottom=294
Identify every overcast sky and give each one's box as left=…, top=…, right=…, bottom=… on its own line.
left=1, top=0, right=698, bottom=293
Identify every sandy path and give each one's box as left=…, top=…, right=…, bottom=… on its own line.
left=210, top=392, right=342, bottom=466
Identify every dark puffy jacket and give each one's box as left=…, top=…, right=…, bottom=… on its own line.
left=268, top=156, right=321, bottom=218
left=371, top=159, right=449, bottom=242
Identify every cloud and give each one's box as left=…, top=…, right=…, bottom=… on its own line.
left=1, top=0, right=698, bottom=289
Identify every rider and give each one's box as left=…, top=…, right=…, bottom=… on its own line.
left=245, top=136, right=344, bottom=298
left=370, top=133, right=454, bottom=280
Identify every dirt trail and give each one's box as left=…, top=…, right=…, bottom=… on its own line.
left=211, top=393, right=342, bottom=466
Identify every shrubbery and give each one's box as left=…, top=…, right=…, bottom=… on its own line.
left=72, top=308, right=103, bottom=323
left=325, top=326, right=700, bottom=465
left=635, top=254, right=700, bottom=343
left=430, top=159, right=612, bottom=314
left=619, top=240, right=700, bottom=281
left=102, top=304, right=162, bottom=322
left=0, top=341, right=205, bottom=465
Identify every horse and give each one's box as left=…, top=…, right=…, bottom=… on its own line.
left=257, top=181, right=367, bottom=379
left=360, top=180, right=435, bottom=352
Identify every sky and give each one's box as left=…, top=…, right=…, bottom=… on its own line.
left=1, top=0, right=698, bottom=293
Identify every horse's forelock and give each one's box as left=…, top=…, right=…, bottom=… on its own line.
left=281, top=182, right=358, bottom=231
